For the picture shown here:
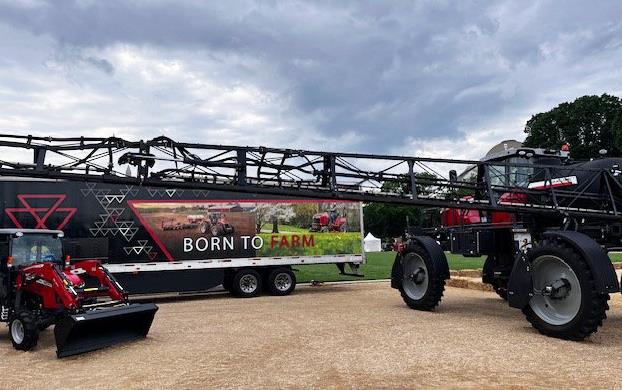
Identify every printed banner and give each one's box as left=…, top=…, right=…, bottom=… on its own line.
left=128, top=200, right=363, bottom=260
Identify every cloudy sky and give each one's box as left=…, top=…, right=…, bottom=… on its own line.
left=0, top=0, right=621, bottom=160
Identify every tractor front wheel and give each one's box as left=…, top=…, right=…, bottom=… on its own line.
left=9, top=310, right=39, bottom=351
left=398, top=245, right=446, bottom=311
left=522, top=239, right=609, bottom=340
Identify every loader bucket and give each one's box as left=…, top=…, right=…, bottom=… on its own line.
left=54, top=303, right=158, bottom=358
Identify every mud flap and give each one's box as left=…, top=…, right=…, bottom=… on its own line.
left=390, top=253, right=402, bottom=289
left=54, top=303, right=158, bottom=358
left=507, top=253, right=532, bottom=309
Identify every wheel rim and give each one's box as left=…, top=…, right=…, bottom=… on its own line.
left=529, top=255, right=581, bottom=326
left=240, top=274, right=258, bottom=293
left=11, top=320, right=24, bottom=345
left=274, top=273, right=292, bottom=291
left=402, top=253, right=428, bottom=300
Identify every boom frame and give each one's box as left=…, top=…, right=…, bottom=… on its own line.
left=0, top=134, right=620, bottom=222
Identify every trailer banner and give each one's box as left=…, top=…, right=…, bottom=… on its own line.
left=128, top=200, right=363, bottom=260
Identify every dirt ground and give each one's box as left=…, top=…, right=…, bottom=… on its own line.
left=2, top=282, right=622, bottom=389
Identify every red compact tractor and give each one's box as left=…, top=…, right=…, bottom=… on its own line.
left=310, top=212, right=348, bottom=232
left=0, top=229, right=158, bottom=357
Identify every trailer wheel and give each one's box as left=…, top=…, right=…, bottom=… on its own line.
left=399, top=245, right=445, bottom=311
left=9, top=311, right=39, bottom=351
left=522, top=239, right=609, bottom=340
left=232, top=269, right=262, bottom=298
left=267, top=267, right=296, bottom=296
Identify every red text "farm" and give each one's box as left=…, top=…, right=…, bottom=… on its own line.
left=270, top=234, right=314, bottom=248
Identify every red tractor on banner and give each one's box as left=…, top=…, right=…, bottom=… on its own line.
left=310, top=208, right=348, bottom=233
left=0, top=229, right=157, bottom=357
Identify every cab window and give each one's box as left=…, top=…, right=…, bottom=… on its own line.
left=11, top=235, right=63, bottom=267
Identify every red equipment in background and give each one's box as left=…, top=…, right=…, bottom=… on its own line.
left=310, top=211, right=348, bottom=232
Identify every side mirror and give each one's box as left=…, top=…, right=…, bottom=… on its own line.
left=2, top=256, right=13, bottom=268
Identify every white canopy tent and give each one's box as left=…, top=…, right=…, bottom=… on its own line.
left=363, top=233, right=382, bottom=252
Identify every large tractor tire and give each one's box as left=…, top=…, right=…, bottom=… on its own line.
left=266, top=267, right=296, bottom=296
left=232, top=269, right=262, bottom=298
left=398, top=244, right=446, bottom=311
left=522, top=239, right=609, bottom=340
left=9, top=310, right=39, bottom=351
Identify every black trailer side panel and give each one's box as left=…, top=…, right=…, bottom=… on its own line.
left=0, top=179, right=363, bottom=294
left=114, top=269, right=224, bottom=294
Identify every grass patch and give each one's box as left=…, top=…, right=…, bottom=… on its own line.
left=295, top=251, right=622, bottom=283
left=610, top=252, right=622, bottom=263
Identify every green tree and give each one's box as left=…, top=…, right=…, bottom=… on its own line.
left=363, top=172, right=440, bottom=239
left=523, top=94, right=622, bottom=159
left=381, top=171, right=438, bottom=196
left=290, top=203, right=319, bottom=228
left=363, top=202, right=422, bottom=239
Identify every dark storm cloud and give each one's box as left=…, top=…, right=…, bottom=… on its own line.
left=0, top=0, right=622, bottom=156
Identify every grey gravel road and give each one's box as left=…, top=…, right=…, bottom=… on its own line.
left=1, top=282, right=621, bottom=389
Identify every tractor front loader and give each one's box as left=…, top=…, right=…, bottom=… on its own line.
left=0, top=229, right=158, bottom=357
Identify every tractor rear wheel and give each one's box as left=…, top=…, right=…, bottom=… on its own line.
left=398, top=245, right=446, bottom=311
left=522, top=239, right=609, bottom=340
left=232, top=269, right=262, bottom=298
left=9, top=310, right=39, bottom=351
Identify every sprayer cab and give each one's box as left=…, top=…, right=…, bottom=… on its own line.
left=0, top=229, right=158, bottom=358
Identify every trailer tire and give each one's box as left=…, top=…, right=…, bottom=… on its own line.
left=267, top=267, right=296, bottom=296
left=398, top=245, right=445, bottom=311
left=522, top=239, right=609, bottom=340
left=232, top=269, right=262, bottom=298
left=9, top=310, right=39, bottom=351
